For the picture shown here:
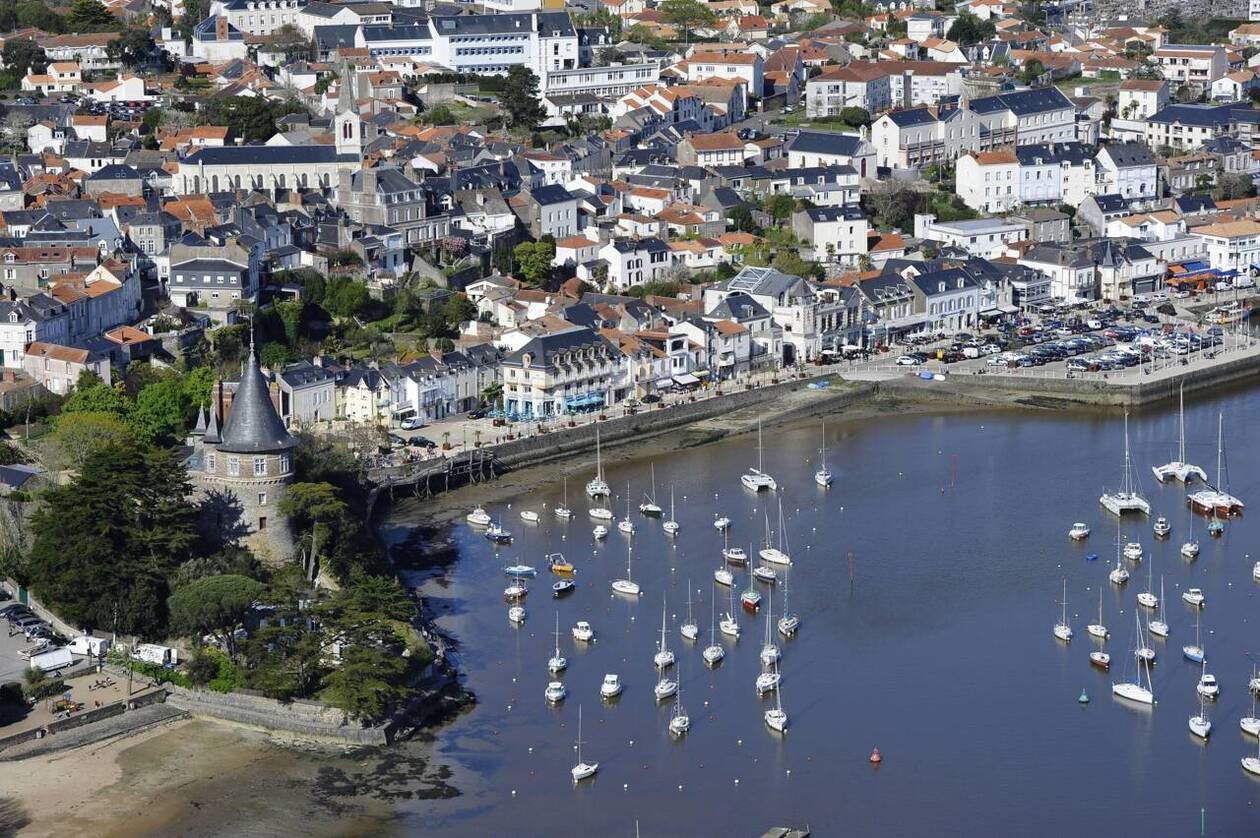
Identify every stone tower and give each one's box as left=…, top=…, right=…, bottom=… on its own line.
left=197, top=346, right=297, bottom=563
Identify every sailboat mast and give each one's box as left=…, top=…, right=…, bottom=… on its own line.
left=1178, top=384, right=1186, bottom=463
left=1216, top=412, right=1223, bottom=488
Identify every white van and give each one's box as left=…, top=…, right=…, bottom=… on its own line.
left=29, top=647, right=73, bottom=672
left=69, top=635, right=110, bottom=657
left=133, top=643, right=178, bottom=666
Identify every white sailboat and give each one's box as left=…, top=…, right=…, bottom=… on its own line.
left=1189, top=668, right=1212, bottom=739
left=668, top=670, right=689, bottom=737
left=1100, top=411, right=1151, bottom=516
left=716, top=530, right=736, bottom=586
left=1241, top=673, right=1260, bottom=736
left=1053, top=577, right=1072, bottom=642
left=555, top=477, right=572, bottom=520
left=740, top=418, right=776, bottom=492
left=713, top=515, right=731, bottom=531
left=548, top=612, right=567, bottom=674
left=1112, top=610, right=1155, bottom=705
left=653, top=672, right=678, bottom=701
left=680, top=583, right=699, bottom=641
left=758, top=499, right=792, bottom=565
left=760, top=586, right=781, bottom=666
left=703, top=595, right=725, bottom=666
left=777, top=570, right=800, bottom=637
left=585, top=428, right=610, bottom=499
left=719, top=585, right=741, bottom=639
left=1153, top=383, right=1207, bottom=483
left=1183, top=613, right=1204, bottom=663
left=1087, top=587, right=1108, bottom=639
left=814, top=422, right=832, bottom=488
left=1187, top=412, right=1245, bottom=517
left=663, top=486, right=680, bottom=535
left=544, top=680, right=567, bottom=704
left=1148, top=576, right=1169, bottom=638
left=653, top=598, right=675, bottom=669
left=1136, top=550, right=1158, bottom=609
left=1109, top=524, right=1130, bottom=585
left=570, top=705, right=598, bottom=782
left=1180, top=512, right=1199, bottom=559
left=639, top=465, right=663, bottom=517
left=755, top=665, right=781, bottom=695
left=611, top=539, right=642, bottom=597
left=764, top=664, right=788, bottom=732
left=1244, top=735, right=1260, bottom=777
left=617, top=482, right=635, bottom=534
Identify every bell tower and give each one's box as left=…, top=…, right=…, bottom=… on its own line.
left=334, top=60, right=362, bottom=158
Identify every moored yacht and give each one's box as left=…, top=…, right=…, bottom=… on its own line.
left=1153, top=384, right=1207, bottom=484
left=1100, top=412, right=1151, bottom=516
left=741, top=419, right=776, bottom=492
left=1069, top=522, right=1091, bottom=540
left=1187, top=412, right=1244, bottom=517
left=1152, top=517, right=1170, bottom=538
left=467, top=507, right=492, bottom=526
left=585, top=428, right=610, bottom=499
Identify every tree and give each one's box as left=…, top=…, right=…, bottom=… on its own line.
left=106, top=27, right=155, bottom=67
left=1019, top=60, right=1045, bottom=86
left=269, top=24, right=312, bottom=61
left=46, top=412, right=132, bottom=472
left=1215, top=172, right=1255, bottom=201
left=765, top=194, right=796, bottom=223
left=772, top=250, right=823, bottom=280
left=280, top=482, right=349, bottom=579
left=60, top=377, right=130, bottom=418
left=659, top=0, right=717, bottom=37
left=128, top=376, right=188, bottom=446
left=443, top=293, right=477, bottom=329
left=168, top=574, right=265, bottom=660
left=259, top=342, right=291, bottom=369
left=322, top=276, right=370, bottom=319
left=2, top=40, right=45, bottom=78
left=241, top=611, right=325, bottom=699
left=839, top=106, right=871, bottom=128
left=425, top=103, right=456, bottom=126
left=501, top=66, right=546, bottom=130
left=27, top=442, right=198, bottom=637
left=864, top=180, right=926, bottom=230
left=202, top=97, right=309, bottom=143
left=320, top=642, right=408, bottom=721
left=945, top=11, right=995, bottom=45
left=66, top=0, right=116, bottom=30
left=513, top=241, right=554, bottom=288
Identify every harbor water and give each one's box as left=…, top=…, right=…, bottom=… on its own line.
left=380, top=385, right=1260, bottom=835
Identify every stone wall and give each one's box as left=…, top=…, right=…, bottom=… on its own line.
left=0, top=687, right=169, bottom=756
left=164, top=685, right=387, bottom=745
left=4, top=577, right=84, bottom=639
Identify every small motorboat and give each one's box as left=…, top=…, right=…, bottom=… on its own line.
left=508, top=605, right=526, bottom=624
left=593, top=525, right=609, bottom=540
left=467, top=507, right=492, bottom=526
left=1181, top=541, right=1200, bottom=559
left=714, top=567, right=734, bottom=586
left=723, top=546, right=748, bottom=565
left=1085, top=553, right=1099, bottom=562
left=1069, top=522, right=1091, bottom=540
left=713, top=516, right=731, bottom=531
left=544, top=681, right=567, bottom=704
left=589, top=507, right=613, bottom=521
left=503, top=565, right=537, bottom=577
left=553, top=579, right=575, bottom=597
left=1123, top=542, right=1143, bottom=561
left=503, top=581, right=528, bottom=599
left=1153, top=517, right=1171, bottom=538
left=1207, top=518, right=1224, bottom=537
left=1089, top=651, right=1111, bottom=670
left=549, top=554, right=575, bottom=574
left=572, top=621, right=594, bottom=642
left=600, top=673, right=622, bottom=699
left=1182, top=588, right=1205, bottom=607
left=520, top=510, right=540, bottom=524
left=653, top=677, right=678, bottom=701
left=741, top=588, right=762, bottom=610
left=755, top=671, right=781, bottom=695
left=752, top=566, right=777, bottom=584
left=1197, top=672, right=1220, bottom=699
left=486, top=523, right=513, bottom=544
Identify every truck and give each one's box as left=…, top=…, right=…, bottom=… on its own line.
left=132, top=643, right=178, bottom=666
left=69, top=635, right=110, bottom=657
left=29, top=647, right=74, bottom=672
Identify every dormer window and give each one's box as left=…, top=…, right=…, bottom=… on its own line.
left=3, top=253, right=12, bottom=263
left=7, top=313, right=14, bottom=322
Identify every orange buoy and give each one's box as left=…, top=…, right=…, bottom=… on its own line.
left=869, top=748, right=882, bottom=764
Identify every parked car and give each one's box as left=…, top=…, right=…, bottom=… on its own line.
left=400, top=416, right=423, bottom=431
left=895, top=355, right=921, bottom=366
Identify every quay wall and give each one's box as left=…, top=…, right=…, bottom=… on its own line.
left=0, top=687, right=170, bottom=756
left=164, top=685, right=388, bottom=746
left=491, top=378, right=878, bottom=471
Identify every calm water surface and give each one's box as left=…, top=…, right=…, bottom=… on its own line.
left=381, top=385, right=1260, bottom=835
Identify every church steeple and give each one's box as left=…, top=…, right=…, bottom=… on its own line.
left=335, top=60, right=362, bottom=158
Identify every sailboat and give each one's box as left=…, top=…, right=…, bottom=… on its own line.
left=669, top=670, right=689, bottom=737
left=663, top=486, right=680, bottom=535
left=653, top=598, right=675, bottom=669
left=764, top=662, right=788, bottom=732
left=1136, top=550, right=1158, bottom=609
left=555, top=477, right=572, bottom=520
left=1108, top=524, right=1130, bottom=585
left=1244, top=734, right=1260, bottom=777
left=1135, top=611, right=1156, bottom=664
left=611, top=539, right=642, bottom=597
left=719, top=585, right=741, bottom=639
left=1148, top=576, right=1169, bottom=638
left=742, top=543, right=763, bottom=611
left=585, top=428, right=610, bottom=499
left=1180, top=512, right=1200, bottom=559
left=1053, top=577, right=1072, bottom=642
left=760, top=586, right=781, bottom=666
left=758, top=499, right=792, bottom=565
left=1187, top=412, right=1244, bottom=516
left=1153, top=383, right=1207, bottom=483
left=814, top=422, right=833, bottom=488
left=1100, top=411, right=1151, bottom=516
left=1087, top=587, right=1108, bottom=639
left=570, top=705, right=598, bottom=782
left=653, top=670, right=678, bottom=701
left=1189, top=663, right=1212, bottom=739
left=1112, top=610, right=1155, bottom=705
left=680, top=583, right=699, bottom=641
left=617, top=482, right=635, bottom=534
left=740, top=418, right=776, bottom=491
left=1241, top=671, right=1260, bottom=736
left=777, top=570, right=800, bottom=637
left=639, top=465, right=663, bottom=517
left=703, top=595, right=725, bottom=666
left=548, top=612, right=567, bottom=674
left=755, top=662, right=781, bottom=695
left=1183, top=612, right=1204, bottom=663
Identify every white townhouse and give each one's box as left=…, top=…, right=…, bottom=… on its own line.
left=211, top=0, right=304, bottom=37
left=1193, top=219, right=1260, bottom=272
left=965, top=87, right=1075, bottom=148
left=1152, top=44, right=1228, bottom=91
left=1095, top=143, right=1158, bottom=202
left=806, top=62, right=891, bottom=117
left=956, top=150, right=1019, bottom=213
left=599, top=238, right=673, bottom=291
left=913, top=215, right=1027, bottom=258
left=791, top=205, right=870, bottom=266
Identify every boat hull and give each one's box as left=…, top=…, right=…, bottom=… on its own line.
left=1112, top=682, right=1154, bottom=704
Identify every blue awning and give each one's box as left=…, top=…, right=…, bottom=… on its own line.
left=1180, top=260, right=1209, bottom=272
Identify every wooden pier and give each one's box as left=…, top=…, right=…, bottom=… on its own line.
left=365, top=448, right=500, bottom=522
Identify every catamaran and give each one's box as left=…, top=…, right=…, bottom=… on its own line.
left=758, top=499, right=792, bottom=565
left=653, top=598, right=675, bottom=669
left=585, top=428, right=610, bottom=499
left=1100, top=411, right=1151, bottom=516
left=741, top=418, right=776, bottom=492
left=570, top=706, right=598, bottom=782
left=639, top=465, right=663, bottom=517
left=1153, top=383, right=1207, bottom=483
left=1113, top=611, right=1155, bottom=705
left=1188, top=412, right=1244, bottom=517
left=663, top=486, right=679, bottom=535
left=814, top=422, right=833, bottom=488
left=611, top=539, right=642, bottom=597
left=1053, top=577, right=1072, bottom=642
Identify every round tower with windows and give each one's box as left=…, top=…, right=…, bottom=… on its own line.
left=197, top=346, right=297, bottom=562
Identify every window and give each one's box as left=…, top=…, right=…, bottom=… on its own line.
left=253, top=456, right=266, bottom=476
left=227, top=456, right=239, bottom=476
left=258, top=492, right=267, bottom=506
left=206, top=453, right=216, bottom=471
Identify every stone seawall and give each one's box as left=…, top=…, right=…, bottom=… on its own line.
left=490, top=378, right=878, bottom=471
left=165, top=685, right=388, bottom=746
left=0, top=687, right=170, bottom=756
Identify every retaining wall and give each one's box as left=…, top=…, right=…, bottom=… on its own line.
left=165, top=685, right=387, bottom=745
left=0, top=687, right=168, bottom=755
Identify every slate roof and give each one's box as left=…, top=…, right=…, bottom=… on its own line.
left=787, top=130, right=866, bottom=158
left=184, top=146, right=360, bottom=166
left=217, top=350, right=297, bottom=454
left=968, top=87, right=1072, bottom=116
